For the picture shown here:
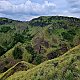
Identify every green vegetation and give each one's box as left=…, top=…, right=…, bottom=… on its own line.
left=0, top=26, right=11, bottom=33
left=12, top=46, right=23, bottom=59
left=61, top=29, right=76, bottom=41
left=0, top=16, right=80, bottom=80
left=0, top=61, right=35, bottom=80
left=4, top=44, right=80, bottom=80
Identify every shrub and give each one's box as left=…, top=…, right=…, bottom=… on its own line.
left=0, top=26, right=11, bottom=33
left=61, top=29, right=76, bottom=41
left=68, top=29, right=76, bottom=35
left=13, top=46, right=23, bottom=59
left=34, top=54, right=43, bottom=64
left=13, top=33, right=25, bottom=43
left=26, top=45, right=43, bottom=64
left=61, top=32, right=73, bottom=41
left=0, top=45, right=6, bottom=56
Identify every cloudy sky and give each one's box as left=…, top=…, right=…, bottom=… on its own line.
left=0, top=0, right=80, bottom=21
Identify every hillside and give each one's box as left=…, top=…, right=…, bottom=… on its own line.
left=0, top=61, right=35, bottom=80
left=0, top=16, right=80, bottom=80
left=3, top=44, right=80, bottom=80
left=0, top=16, right=80, bottom=63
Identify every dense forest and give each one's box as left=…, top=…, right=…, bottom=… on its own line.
left=0, top=16, right=80, bottom=80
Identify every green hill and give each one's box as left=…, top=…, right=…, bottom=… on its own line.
left=0, top=16, right=80, bottom=80
left=4, top=44, right=80, bottom=80
left=0, top=42, right=32, bottom=73
left=0, top=16, right=80, bottom=65
left=0, top=42, right=32, bottom=62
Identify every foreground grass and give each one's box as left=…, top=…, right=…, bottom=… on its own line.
left=0, top=61, right=35, bottom=80
left=4, top=45, right=80, bottom=80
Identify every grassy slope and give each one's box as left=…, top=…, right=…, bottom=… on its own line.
left=0, top=61, right=35, bottom=80
left=5, top=45, right=80, bottom=80
left=0, top=16, right=80, bottom=65
left=0, top=16, right=80, bottom=80
left=0, top=42, right=32, bottom=62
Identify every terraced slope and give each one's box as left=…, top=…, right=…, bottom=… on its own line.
left=5, top=45, right=80, bottom=80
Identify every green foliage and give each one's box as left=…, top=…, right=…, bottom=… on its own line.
left=25, top=45, right=43, bottom=64
left=0, top=61, right=35, bottom=80
left=12, top=46, right=23, bottom=59
left=0, top=45, right=6, bottom=56
left=13, top=33, right=25, bottom=43
left=61, top=32, right=73, bottom=41
left=26, top=45, right=35, bottom=55
left=4, top=45, right=80, bottom=80
left=0, top=16, right=80, bottom=64
left=34, top=54, right=43, bottom=64
left=65, top=70, right=74, bottom=80
left=61, top=29, right=76, bottom=41
left=68, top=29, right=76, bottom=35
left=0, top=26, right=11, bottom=33
left=0, top=16, right=80, bottom=80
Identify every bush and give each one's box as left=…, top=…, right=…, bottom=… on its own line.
left=26, top=45, right=36, bottom=62
left=34, top=54, right=43, bottom=64
left=13, top=33, right=25, bottom=43
left=0, top=26, right=11, bottom=33
left=61, top=32, right=73, bottom=41
left=61, top=29, right=76, bottom=41
left=13, top=46, right=23, bottom=59
left=68, top=29, right=76, bottom=35
left=0, top=45, right=6, bottom=56
left=26, top=45, right=43, bottom=64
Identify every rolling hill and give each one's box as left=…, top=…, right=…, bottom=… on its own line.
left=1, top=44, right=80, bottom=80
left=0, top=16, right=80, bottom=80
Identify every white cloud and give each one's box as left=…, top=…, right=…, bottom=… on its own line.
left=0, top=0, right=56, bottom=15
left=0, top=0, right=80, bottom=21
left=0, top=1, right=13, bottom=13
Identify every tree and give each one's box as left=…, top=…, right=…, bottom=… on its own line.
left=13, top=33, right=25, bottom=43
left=61, top=32, right=73, bottom=41
left=13, top=46, right=23, bottom=59
left=0, top=45, right=6, bottom=56
left=0, top=26, right=11, bottom=33
left=34, top=54, right=43, bottom=64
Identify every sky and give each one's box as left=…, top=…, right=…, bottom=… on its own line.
left=0, top=0, right=80, bottom=21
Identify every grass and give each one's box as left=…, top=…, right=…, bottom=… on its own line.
left=0, top=42, right=32, bottom=62
left=0, top=61, right=35, bottom=80
left=4, top=44, right=80, bottom=80
left=0, top=16, right=80, bottom=80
